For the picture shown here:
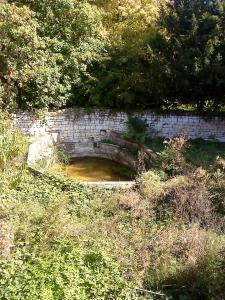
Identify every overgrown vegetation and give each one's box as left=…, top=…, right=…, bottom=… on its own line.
left=0, top=111, right=27, bottom=170
left=0, top=0, right=225, bottom=111
left=125, top=117, right=148, bottom=144
left=0, top=114, right=224, bottom=300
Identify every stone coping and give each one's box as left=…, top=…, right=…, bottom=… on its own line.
left=74, top=181, right=135, bottom=188
left=29, top=166, right=135, bottom=189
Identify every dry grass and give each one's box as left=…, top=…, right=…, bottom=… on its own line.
left=164, top=129, right=189, bottom=163
left=163, top=169, right=213, bottom=226
left=143, top=225, right=225, bottom=295
left=135, top=168, right=223, bottom=230
left=0, top=221, right=14, bottom=260
left=90, top=167, right=225, bottom=297
left=138, top=171, right=164, bottom=201
left=215, top=156, right=225, bottom=171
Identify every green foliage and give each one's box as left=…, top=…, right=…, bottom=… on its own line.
left=0, top=3, right=40, bottom=109
left=186, top=138, right=225, bottom=169
left=78, top=0, right=225, bottom=111
left=0, top=111, right=27, bottom=170
left=1, top=0, right=225, bottom=110
left=0, top=165, right=225, bottom=299
left=125, top=117, right=148, bottom=144
left=0, top=0, right=104, bottom=110
left=50, top=147, right=70, bottom=166
left=148, top=136, right=225, bottom=173
left=75, top=0, right=167, bottom=109
left=0, top=241, right=128, bottom=300
left=2, top=155, right=224, bottom=300
left=155, top=0, right=225, bottom=111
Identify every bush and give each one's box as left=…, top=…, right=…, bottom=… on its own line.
left=0, top=111, right=28, bottom=171
left=157, top=130, right=190, bottom=175
left=144, top=226, right=225, bottom=300
left=161, top=170, right=212, bottom=226
left=138, top=170, right=164, bottom=201
left=209, top=170, right=225, bottom=216
left=0, top=241, right=129, bottom=300
left=125, top=117, right=148, bottom=144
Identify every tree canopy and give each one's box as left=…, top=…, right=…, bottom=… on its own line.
left=157, top=0, right=225, bottom=111
left=0, top=0, right=104, bottom=109
left=0, top=0, right=224, bottom=111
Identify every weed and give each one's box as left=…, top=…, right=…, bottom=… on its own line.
left=125, top=117, right=148, bottom=144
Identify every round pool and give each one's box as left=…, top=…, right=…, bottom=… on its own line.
left=52, top=157, right=134, bottom=182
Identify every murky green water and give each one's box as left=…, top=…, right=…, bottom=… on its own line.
left=52, top=157, right=133, bottom=182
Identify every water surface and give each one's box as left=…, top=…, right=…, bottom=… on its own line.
left=52, top=157, right=133, bottom=182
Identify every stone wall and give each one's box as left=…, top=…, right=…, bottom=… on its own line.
left=12, top=109, right=225, bottom=156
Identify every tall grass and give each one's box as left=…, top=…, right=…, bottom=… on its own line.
left=0, top=111, right=28, bottom=171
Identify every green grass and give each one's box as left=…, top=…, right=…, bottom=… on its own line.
left=186, top=139, right=225, bottom=168
left=147, top=137, right=225, bottom=170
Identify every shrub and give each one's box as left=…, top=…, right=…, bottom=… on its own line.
left=144, top=226, right=225, bottom=300
left=136, top=168, right=222, bottom=229
left=109, top=190, right=144, bottom=220
left=0, top=241, right=129, bottom=300
left=125, top=117, right=148, bottom=144
left=209, top=170, right=225, bottom=216
left=157, top=129, right=189, bottom=175
left=161, top=169, right=214, bottom=227
left=138, top=170, right=164, bottom=201
left=0, top=111, right=28, bottom=171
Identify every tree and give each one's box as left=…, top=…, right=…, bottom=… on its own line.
left=77, top=0, right=168, bottom=109
left=0, top=4, right=39, bottom=109
left=156, top=0, right=225, bottom=111
left=0, top=0, right=104, bottom=110
left=1, top=0, right=224, bottom=111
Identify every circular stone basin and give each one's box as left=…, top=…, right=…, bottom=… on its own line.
left=54, top=157, right=134, bottom=182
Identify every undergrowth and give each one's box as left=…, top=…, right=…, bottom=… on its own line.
left=0, top=116, right=224, bottom=300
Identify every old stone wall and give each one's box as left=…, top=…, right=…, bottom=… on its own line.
left=12, top=109, right=225, bottom=155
